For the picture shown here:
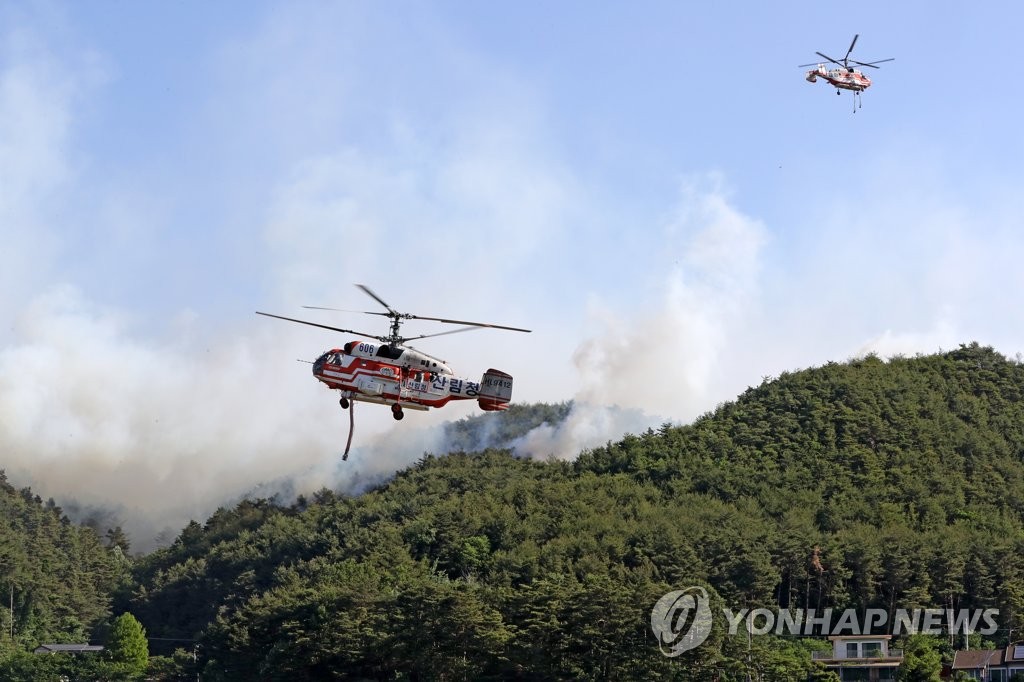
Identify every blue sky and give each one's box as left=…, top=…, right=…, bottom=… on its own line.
left=3, top=1, right=1023, bottom=542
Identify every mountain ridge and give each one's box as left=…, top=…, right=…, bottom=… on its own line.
left=6, top=342, right=1024, bottom=679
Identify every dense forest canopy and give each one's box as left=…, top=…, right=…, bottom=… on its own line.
left=4, top=343, right=1024, bottom=679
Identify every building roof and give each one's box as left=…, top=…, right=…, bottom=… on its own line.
left=827, top=635, right=893, bottom=641
left=952, top=649, right=1005, bottom=669
left=825, top=661, right=901, bottom=668
left=34, top=643, right=105, bottom=654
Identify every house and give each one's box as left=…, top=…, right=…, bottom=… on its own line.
left=951, top=649, right=1004, bottom=680
left=33, top=643, right=105, bottom=654
left=811, top=635, right=903, bottom=681
left=952, top=644, right=1024, bottom=681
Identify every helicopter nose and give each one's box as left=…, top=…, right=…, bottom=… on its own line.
left=313, top=352, right=328, bottom=375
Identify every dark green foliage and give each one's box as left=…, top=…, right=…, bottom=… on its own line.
left=0, top=651, right=63, bottom=682
left=119, top=345, right=1024, bottom=678
left=579, top=344, right=1024, bottom=615
left=0, top=470, right=125, bottom=650
left=897, top=635, right=943, bottom=681
left=13, top=343, right=1024, bottom=679
left=146, top=648, right=199, bottom=681
left=0, top=649, right=141, bottom=682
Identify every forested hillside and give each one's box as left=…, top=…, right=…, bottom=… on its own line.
left=0, top=471, right=127, bottom=654
left=578, top=342, right=1024, bottom=615
left=6, top=343, right=1024, bottom=680
left=109, top=343, right=1024, bottom=679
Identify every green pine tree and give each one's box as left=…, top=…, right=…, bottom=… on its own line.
left=897, top=635, right=942, bottom=682
left=106, top=612, right=148, bottom=672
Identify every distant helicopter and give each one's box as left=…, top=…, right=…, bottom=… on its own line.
left=799, top=34, right=893, bottom=112
left=257, top=285, right=530, bottom=458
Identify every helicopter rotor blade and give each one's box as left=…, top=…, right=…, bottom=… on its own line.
left=844, top=34, right=859, bottom=62
left=402, top=326, right=481, bottom=343
left=291, top=284, right=531, bottom=341
left=355, top=284, right=398, bottom=315
left=405, top=314, right=531, bottom=333
left=303, top=305, right=390, bottom=317
left=301, top=301, right=532, bottom=331
left=256, top=312, right=384, bottom=341
left=851, top=58, right=894, bottom=68
left=815, top=52, right=843, bottom=67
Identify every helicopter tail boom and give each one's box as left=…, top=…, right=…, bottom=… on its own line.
left=478, top=369, right=514, bottom=411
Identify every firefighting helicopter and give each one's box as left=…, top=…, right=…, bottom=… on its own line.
left=799, top=34, right=893, bottom=112
left=257, top=284, right=530, bottom=458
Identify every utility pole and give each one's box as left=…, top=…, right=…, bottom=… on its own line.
left=746, top=609, right=753, bottom=682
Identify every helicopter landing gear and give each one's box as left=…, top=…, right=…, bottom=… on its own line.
left=391, top=404, right=404, bottom=421
left=339, top=397, right=349, bottom=409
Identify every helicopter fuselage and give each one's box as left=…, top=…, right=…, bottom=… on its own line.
left=313, top=343, right=514, bottom=413
left=805, top=65, right=872, bottom=92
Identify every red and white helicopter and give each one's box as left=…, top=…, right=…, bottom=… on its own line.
left=258, top=285, right=530, bottom=457
left=800, top=34, right=893, bottom=112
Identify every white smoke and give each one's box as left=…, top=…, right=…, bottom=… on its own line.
left=511, top=402, right=651, bottom=461
left=6, top=5, right=1024, bottom=552
left=0, top=286, right=346, bottom=547
left=0, top=9, right=574, bottom=548
left=855, top=315, right=960, bottom=360
left=513, top=176, right=768, bottom=459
